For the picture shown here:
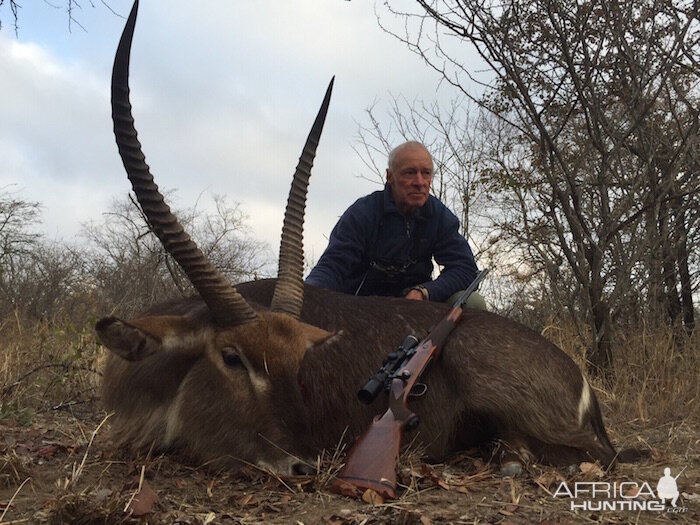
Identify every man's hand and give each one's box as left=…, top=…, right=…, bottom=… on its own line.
left=404, top=285, right=428, bottom=301
left=405, top=289, right=424, bottom=301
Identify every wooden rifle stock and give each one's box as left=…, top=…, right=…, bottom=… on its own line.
left=332, top=270, right=489, bottom=499
left=331, top=404, right=402, bottom=497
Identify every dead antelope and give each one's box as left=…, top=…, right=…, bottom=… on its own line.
left=98, top=0, right=640, bottom=479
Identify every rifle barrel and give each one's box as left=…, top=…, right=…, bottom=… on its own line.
left=452, top=268, right=489, bottom=308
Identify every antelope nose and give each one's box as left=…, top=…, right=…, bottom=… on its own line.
left=292, top=462, right=315, bottom=476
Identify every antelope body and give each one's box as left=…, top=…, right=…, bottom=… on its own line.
left=99, top=280, right=620, bottom=473
left=98, top=0, right=630, bottom=479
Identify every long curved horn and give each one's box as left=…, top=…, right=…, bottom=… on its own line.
left=271, top=78, right=334, bottom=318
left=111, top=0, right=257, bottom=326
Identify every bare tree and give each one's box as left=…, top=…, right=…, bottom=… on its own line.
left=0, top=186, right=269, bottom=325
left=0, top=188, right=42, bottom=311
left=0, top=0, right=119, bottom=34
left=380, top=0, right=699, bottom=375
left=5, top=242, right=88, bottom=322
left=354, top=95, right=490, bottom=249
left=82, top=192, right=270, bottom=317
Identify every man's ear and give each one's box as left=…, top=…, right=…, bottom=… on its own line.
left=386, top=168, right=393, bottom=185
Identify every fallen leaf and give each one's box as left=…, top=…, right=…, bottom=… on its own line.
left=533, top=471, right=562, bottom=489
left=624, top=485, right=641, bottom=498
left=420, top=464, right=449, bottom=490
left=362, top=488, right=384, bottom=505
left=420, top=515, right=431, bottom=525
left=323, top=515, right=347, bottom=525
left=420, top=464, right=439, bottom=480
left=35, top=444, right=64, bottom=458
left=408, top=467, right=425, bottom=480
left=237, top=494, right=257, bottom=507
left=422, top=465, right=443, bottom=486
left=329, top=479, right=362, bottom=498
left=579, top=462, right=604, bottom=478
left=127, top=479, right=157, bottom=516
left=207, top=479, right=215, bottom=498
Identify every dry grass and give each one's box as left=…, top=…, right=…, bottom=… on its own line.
left=1, top=310, right=698, bottom=524
left=541, top=319, right=700, bottom=423
left=0, top=312, right=102, bottom=421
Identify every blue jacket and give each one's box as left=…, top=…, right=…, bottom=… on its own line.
left=306, top=186, right=478, bottom=301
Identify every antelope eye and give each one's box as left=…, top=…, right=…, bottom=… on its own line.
left=221, top=348, right=242, bottom=368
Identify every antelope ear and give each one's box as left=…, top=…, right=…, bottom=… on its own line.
left=95, top=316, right=161, bottom=361
left=95, top=315, right=212, bottom=361
left=298, top=321, right=340, bottom=350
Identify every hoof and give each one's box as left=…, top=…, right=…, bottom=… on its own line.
left=500, top=460, right=523, bottom=477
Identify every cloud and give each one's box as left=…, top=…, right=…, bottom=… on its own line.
left=0, top=33, right=122, bottom=237
left=0, top=1, right=459, bottom=266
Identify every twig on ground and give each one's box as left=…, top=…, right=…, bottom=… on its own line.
left=123, top=464, right=146, bottom=513
left=0, top=477, right=31, bottom=523
left=67, top=413, right=112, bottom=488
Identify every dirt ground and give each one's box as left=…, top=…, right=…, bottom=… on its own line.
left=1, top=404, right=698, bottom=525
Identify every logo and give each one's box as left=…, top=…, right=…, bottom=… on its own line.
left=553, top=467, right=688, bottom=513
left=657, top=467, right=682, bottom=507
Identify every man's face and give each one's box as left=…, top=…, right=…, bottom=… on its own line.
left=386, top=145, right=433, bottom=215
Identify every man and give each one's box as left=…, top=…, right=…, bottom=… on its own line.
left=306, top=141, right=485, bottom=308
left=657, top=467, right=681, bottom=508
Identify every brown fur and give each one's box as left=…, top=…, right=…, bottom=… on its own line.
left=98, top=278, right=627, bottom=473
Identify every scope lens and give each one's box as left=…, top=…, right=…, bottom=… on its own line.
left=358, top=376, right=384, bottom=404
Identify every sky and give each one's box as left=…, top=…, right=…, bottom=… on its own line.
left=0, top=1, right=477, bottom=274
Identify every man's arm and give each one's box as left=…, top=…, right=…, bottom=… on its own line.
left=305, top=201, right=372, bottom=294
left=422, top=206, right=478, bottom=302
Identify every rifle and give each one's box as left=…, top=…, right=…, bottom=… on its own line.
left=673, top=466, right=687, bottom=480
left=332, top=269, right=489, bottom=499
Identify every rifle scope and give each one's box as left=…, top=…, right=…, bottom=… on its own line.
left=358, top=335, right=419, bottom=405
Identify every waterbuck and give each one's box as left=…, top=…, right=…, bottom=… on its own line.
left=98, top=0, right=637, bottom=481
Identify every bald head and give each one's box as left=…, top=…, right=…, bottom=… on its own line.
left=387, top=141, right=433, bottom=173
